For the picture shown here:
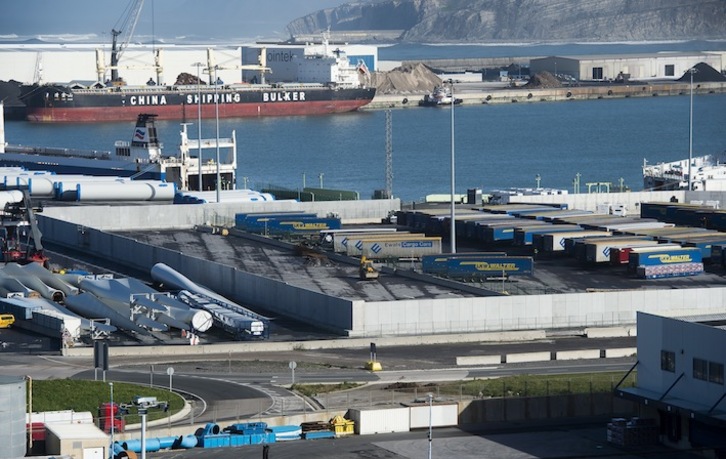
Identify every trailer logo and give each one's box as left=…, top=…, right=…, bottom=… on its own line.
left=401, top=241, right=433, bottom=248
left=355, top=241, right=363, bottom=250
left=371, top=243, right=382, bottom=253
left=464, top=262, right=519, bottom=272
left=341, top=237, right=350, bottom=247
left=650, top=254, right=693, bottom=263
left=602, top=247, right=611, bottom=258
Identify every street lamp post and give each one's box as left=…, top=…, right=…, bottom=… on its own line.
left=449, top=79, right=456, bottom=254
left=428, top=393, right=433, bottom=459
left=688, top=67, right=698, bottom=191
left=109, top=382, right=114, bottom=459
left=192, top=62, right=204, bottom=192
left=214, top=65, right=221, bottom=202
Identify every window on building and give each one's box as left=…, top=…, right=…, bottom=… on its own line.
left=693, top=358, right=708, bottom=381
left=661, top=350, right=676, bottom=373
left=665, top=64, right=675, bottom=77
left=709, top=362, right=724, bottom=385
left=592, top=67, right=604, bottom=80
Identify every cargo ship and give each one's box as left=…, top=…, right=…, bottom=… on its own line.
left=18, top=36, right=376, bottom=123
left=643, top=153, right=726, bottom=191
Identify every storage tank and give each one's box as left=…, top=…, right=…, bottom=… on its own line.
left=0, top=375, right=26, bottom=459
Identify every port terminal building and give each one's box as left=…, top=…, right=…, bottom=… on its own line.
left=530, top=52, right=724, bottom=82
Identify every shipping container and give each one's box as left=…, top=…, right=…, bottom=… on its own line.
left=343, top=233, right=429, bottom=255
left=245, top=217, right=341, bottom=236
left=513, top=224, right=581, bottom=246
left=518, top=209, right=593, bottom=221
left=482, top=221, right=550, bottom=243
left=462, top=215, right=514, bottom=240
left=328, top=230, right=408, bottom=252
left=421, top=252, right=507, bottom=275
left=670, top=236, right=726, bottom=260
left=409, top=403, right=459, bottom=429
left=445, top=256, right=534, bottom=278
left=348, top=407, right=410, bottom=435
left=610, top=243, right=682, bottom=266
left=234, top=212, right=316, bottom=230
left=582, top=238, right=657, bottom=264
left=539, top=230, right=611, bottom=253
left=348, top=238, right=443, bottom=259
left=628, top=247, right=703, bottom=270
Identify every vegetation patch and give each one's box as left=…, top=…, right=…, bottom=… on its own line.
left=291, top=382, right=362, bottom=397
left=30, top=379, right=185, bottom=424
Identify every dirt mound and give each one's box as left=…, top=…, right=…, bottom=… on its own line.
left=370, top=62, right=442, bottom=94
left=523, top=71, right=562, bottom=89
left=676, top=62, right=726, bottom=82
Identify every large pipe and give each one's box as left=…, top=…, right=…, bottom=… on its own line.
left=16, top=262, right=80, bottom=297
left=1, top=264, right=64, bottom=302
left=152, top=295, right=213, bottom=333
left=64, top=293, right=149, bottom=335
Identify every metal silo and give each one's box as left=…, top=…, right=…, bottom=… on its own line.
left=0, top=375, right=26, bottom=458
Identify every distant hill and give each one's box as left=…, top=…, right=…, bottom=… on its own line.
left=286, top=0, right=726, bottom=43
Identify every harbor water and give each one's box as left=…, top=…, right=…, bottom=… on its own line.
left=4, top=92, right=725, bottom=203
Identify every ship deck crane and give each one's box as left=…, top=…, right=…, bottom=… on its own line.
left=109, top=0, right=146, bottom=83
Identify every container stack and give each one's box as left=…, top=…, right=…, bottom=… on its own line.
left=607, top=417, right=658, bottom=447
left=628, top=247, right=704, bottom=279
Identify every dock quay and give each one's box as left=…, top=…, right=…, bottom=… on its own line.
left=365, top=80, right=726, bottom=110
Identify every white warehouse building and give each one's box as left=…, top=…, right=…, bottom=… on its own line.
left=616, top=312, right=726, bottom=452
left=530, top=52, right=724, bottom=82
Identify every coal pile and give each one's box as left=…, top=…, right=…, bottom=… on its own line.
left=676, top=63, right=726, bottom=82
left=175, top=72, right=207, bottom=85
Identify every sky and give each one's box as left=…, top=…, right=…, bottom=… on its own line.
left=0, top=0, right=353, bottom=42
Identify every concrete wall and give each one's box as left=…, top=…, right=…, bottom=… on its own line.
left=458, top=393, right=638, bottom=425
left=40, top=199, right=400, bottom=231
left=500, top=190, right=726, bottom=214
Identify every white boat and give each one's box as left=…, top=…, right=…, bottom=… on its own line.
left=643, top=152, right=726, bottom=191
left=419, top=85, right=462, bottom=106
left=0, top=109, right=236, bottom=192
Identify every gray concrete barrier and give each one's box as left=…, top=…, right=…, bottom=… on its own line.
left=455, top=355, right=501, bottom=366
left=555, top=349, right=601, bottom=360
left=604, top=348, right=637, bottom=358
left=505, top=351, right=551, bottom=364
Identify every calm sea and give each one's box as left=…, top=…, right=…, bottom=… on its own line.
left=4, top=41, right=726, bottom=203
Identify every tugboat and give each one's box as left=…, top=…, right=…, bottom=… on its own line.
left=419, top=85, right=462, bottom=107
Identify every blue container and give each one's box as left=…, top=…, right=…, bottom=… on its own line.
left=229, top=434, right=251, bottom=447
left=198, top=434, right=231, bottom=448
left=639, top=202, right=670, bottom=221
left=234, top=212, right=316, bottom=229
left=422, top=252, right=508, bottom=275
left=245, top=217, right=341, bottom=235
left=629, top=247, right=702, bottom=268
left=681, top=238, right=726, bottom=260
left=513, top=225, right=581, bottom=246
left=249, top=433, right=266, bottom=445
left=446, top=256, right=534, bottom=278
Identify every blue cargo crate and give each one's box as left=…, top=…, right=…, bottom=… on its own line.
left=229, top=434, right=251, bottom=447
left=235, top=212, right=316, bottom=229
left=197, top=434, right=231, bottom=449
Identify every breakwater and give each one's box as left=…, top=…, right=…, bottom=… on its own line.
left=365, top=80, right=726, bottom=110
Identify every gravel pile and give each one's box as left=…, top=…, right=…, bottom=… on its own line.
left=370, top=63, right=442, bottom=94
left=677, top=62, right=726, bottom=82
left=523, top=71, right=563, bottom=89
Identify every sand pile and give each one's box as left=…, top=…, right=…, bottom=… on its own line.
left=370, top=63, right=442, bottom=94
left=523, top=71, right=562, bottom=89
